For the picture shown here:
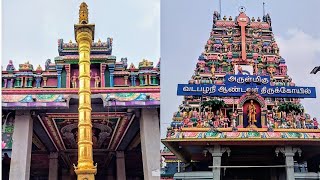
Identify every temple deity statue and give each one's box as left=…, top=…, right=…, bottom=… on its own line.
left=94, top=73, right=101, bottom=87
left=6, top=60, right=15, bottom=71
left=267, top=113, right=274, bottom=130
left=295, top=114, right=302, bottom=129
left=192, top=108, right=199, bottom=119
left=210, top=64, right=215, bottom=77
left=35, top=77, right=42, bottom=88
left=71, top=72, right=78, bottom=88
left=313, top=118, right=318, bottom=129
left=301, top=115, right=306, bottom=129
left=231, top=110, right=238, bottom=128
left=248, top=100, right=257, bottom=126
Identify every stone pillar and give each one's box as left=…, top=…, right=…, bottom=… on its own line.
left=9, top=111, right=33, bottom=180
left=261, top=110, right=267, bottom=128
left=139, top=76, right=143, bottom=86
left=43, top=77, right=48, bottom=87
left=124, top=76, right=128, bottom=86
left=148, top=75, right=151, bottom=85
left=4, top=79, right=7, bottom=88
left=144, top=75, right=148, bottom=85
left=56, top=65, right=63, bottom=88
left=109, top=65, right=115, bottom=87
left=57, top=70, right=62, bottom=88
left=237, top=109, right=243, bottom=128
left=48, top=152, right=59, bottom=180
left=116, top=151, right=126, bottom=180
left=133, top=76, right=137, bottom=86
left=9, top=79, right=14, bottom=88
left=24, top=77, right=28, bottom=87
left=275, top=146, right=302, bottom=180
left=130, top=75, right=134, bottom=86
left=285, top=155, right=295, bottom=180
left=101, top=63, right=107, bottom=87
left=65, top=64, right=70, bottom=88
left=207, top=145, right=231, bottom=180
left=140, top=108, right=160, bottom=180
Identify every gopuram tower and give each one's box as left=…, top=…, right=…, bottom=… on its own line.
left=162, top=8, right=319, bottom=180
left=74, top=2, right=97, bottom=179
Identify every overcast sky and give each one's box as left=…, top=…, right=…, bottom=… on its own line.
left=1, top=1, right=319, bottom=140
left=161, top=0, right=320, bottom=139
left=2, top=0, right=160, bottom=68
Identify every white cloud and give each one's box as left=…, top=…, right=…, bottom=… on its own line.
left=277, top=29, right=320, bottom=119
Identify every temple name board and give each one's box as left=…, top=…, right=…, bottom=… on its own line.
left=177, top=75, right=316, bottom=98
left=225, top=75, right=270, bottom=85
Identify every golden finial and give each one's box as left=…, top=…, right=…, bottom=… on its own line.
left=79, top=2, right=89, bottom=24
left=69, top=40, right=72, bottom=43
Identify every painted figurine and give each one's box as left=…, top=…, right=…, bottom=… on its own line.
left=71, top=73, right=78, bottom=88
left=248, top=100, right=257, bottom=126
left=94, top=73, right=101, bottom=88
left=210, top=64, right=215, bottom=77
left=231, top=110, right=238, bottom=128
left=313, top=118, right=318, bottom=129
left=35, top=77, right=42, bottom=88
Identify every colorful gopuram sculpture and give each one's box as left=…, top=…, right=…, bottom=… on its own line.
left=162, top=8, right=319, bottom=180
left=166, top=10, right=317, bottom=132
left=2, top=47, right=160, bottom=89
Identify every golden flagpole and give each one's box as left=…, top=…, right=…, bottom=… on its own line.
left=73, top=2, right=97, bottom=179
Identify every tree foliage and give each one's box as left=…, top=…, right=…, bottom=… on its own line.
left=278, top=102, right=302, bottom=114
left=201, top=99, right=227, bottom=112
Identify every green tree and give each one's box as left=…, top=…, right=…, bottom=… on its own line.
left=278, top=102, right=302, bottom=114
left=201, top=99, right=227, bottom=112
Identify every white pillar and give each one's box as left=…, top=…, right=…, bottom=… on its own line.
left=116, top=151, right=126, bottom=180
left=48, top=152, right=59, bottom=180
left=140, top=108, right=160, bottom=180
left=275, top=146, right=301, bottom=180
left=285, top=153, right=295, bottom=180
left=212, top=155, right=221, bottom=180
left=9, top=111, right=33, bottom=180
left=207, top=145, right=231, bottom=180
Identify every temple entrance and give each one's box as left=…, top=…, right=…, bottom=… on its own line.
left=243, top=100, right=261, bottom=128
